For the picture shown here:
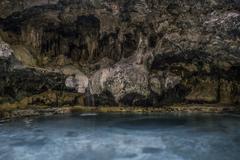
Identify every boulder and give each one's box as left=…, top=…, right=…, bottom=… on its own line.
left=91, top=62, right=150, bottom=105
left=65, top=73, right=89, bottom=94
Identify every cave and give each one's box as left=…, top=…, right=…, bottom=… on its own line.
left=0, top=0, right=240, bottom=160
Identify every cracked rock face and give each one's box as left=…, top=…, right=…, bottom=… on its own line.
left=0, top=0, right=240, bottom=107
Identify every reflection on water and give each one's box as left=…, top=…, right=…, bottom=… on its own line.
left=0, top=113, right=240, bottom=160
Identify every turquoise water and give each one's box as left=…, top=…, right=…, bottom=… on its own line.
left=0, top=113, right=240, bottom=160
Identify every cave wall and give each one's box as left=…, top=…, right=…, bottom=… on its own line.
left=0, top=0, right=240, bottom=107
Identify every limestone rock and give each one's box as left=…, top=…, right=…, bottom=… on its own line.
left=106, top=64, right=150, bottom=103
left=185, top=78, right=218, bottom=103
left=91, top=67, right=111, bottom=95
left=149, top=72, right=182, bottom=96
left=0, top=0, right=240, bottom=107
left=91, top=62, right=150, bottom=105
left=164, top=73, right=182, bottom=90
left=149, top=76, right=163, bottom=96
left=0, top=39, right=12, bottom=58
left=65, top=73, right=89, bottom=94
left=60, top=65, right=82, bottom=76
left=12, top=45, right=36, bottom=66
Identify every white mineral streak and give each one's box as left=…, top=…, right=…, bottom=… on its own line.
left=65, top=73, right=89, bottom=94
left=164, top=73, right=182, bottom=89
left=205, top=12, right=240, bottom=25
left=0, top=39, right=13, bottom=58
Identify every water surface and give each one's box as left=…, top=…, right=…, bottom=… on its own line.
left=0, top=113, right=240, bottom=160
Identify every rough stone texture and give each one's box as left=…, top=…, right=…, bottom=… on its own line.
left=12, top=45, right=37, bottom=66
left=185, top=77, right=218, bottom=103
left=0, top=0, right=240, bottom=107
left=0, top=38, right=12, bottom=58
left=65, top=73, right=89, bottom=94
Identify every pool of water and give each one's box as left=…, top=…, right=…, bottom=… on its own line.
left=0, top=113, right=240, bottom=160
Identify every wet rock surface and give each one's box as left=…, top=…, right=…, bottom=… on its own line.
left=0, top=0, right=240, bottom=108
